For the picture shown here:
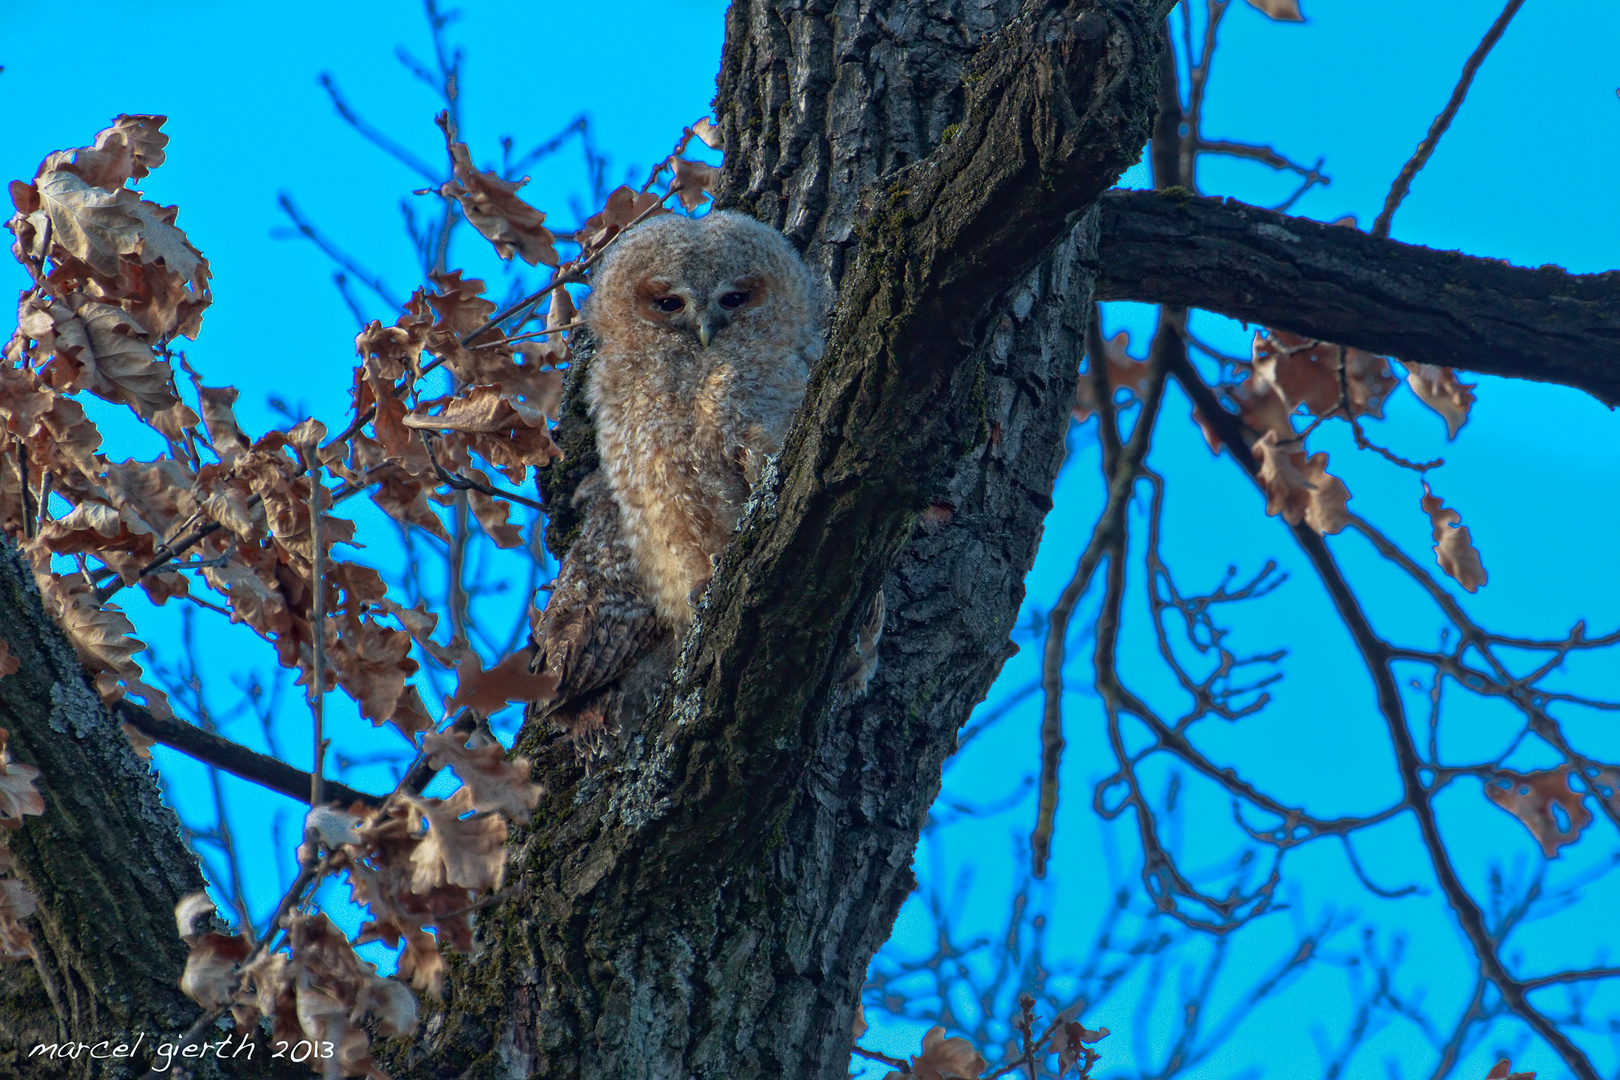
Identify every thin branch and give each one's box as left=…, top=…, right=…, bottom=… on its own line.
left=305, top=450, right=328, bottom=807
left=277, top=194, right=402, bottom=309
left=1033, top=311, right=1173, bottom=877
left=117, top=701, right=380, bottom=807
left=318, top=72, right=442, bottom=182
left=1370, top=0, right=1526, bottom=239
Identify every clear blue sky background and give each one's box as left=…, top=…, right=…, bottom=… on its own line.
left=2, top=2, right=1617, bottom=1077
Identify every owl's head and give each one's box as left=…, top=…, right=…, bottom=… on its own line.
left=585, top=211, right=823, bottom=354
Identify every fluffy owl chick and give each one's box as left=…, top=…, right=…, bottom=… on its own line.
left=584, top=211, right=824, bottom=627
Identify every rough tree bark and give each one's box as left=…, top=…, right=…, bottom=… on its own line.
left=4, top=0, right=1617, bottom=1078
left=0, top=539, right=227, bottom=1080
left=1095, top=189, right=1620, bottom=405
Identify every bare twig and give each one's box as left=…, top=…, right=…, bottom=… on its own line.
left=1370, top=0, right=1526, bottom=239
left=304, top=450, right=328, bottom=807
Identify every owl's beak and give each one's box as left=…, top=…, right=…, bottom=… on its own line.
left=698, top=314, right=724, bottom=348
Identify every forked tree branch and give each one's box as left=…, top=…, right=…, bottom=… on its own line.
left=1169, top=353, right=1602, bottom=1080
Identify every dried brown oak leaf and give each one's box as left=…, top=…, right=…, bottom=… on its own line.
left=60, top=114, right=169, bottom=191
left=233, top=949, right=301, bottom=1047
left=405, top=787, right=508, bottom=894
left=395, top=926, right=445, bottom=1000
left=1420, top=484, right=1486, bottom=592
left=325, top=619, right=421, bottom=733
left=28, top=294, right=179, bottom=417
left=577, top=185, right=667, bottom=255
left=1251, top=330, right=1395, bottom=420
left=196, top=383, right=252, bottom=462
left=1073, top=330, right=1151, bottom=422
left=294, top=981, right=384, bottom=1079
left=423, top=728, right=544, bottom=824
left=1406, top=362, right=1476, bottom=439
left=355, top=297, right=433, bottom=383
left=443, top=646, right=557, bottom=716
left=1484, top=766, right=1591, bottom=857
left=179, top=929, right=251, bottom=1010
left=517, top=286, right=576, bottom=368
left=1244, top=0, right=1302, bottom=20
left=175, top=890, right=218, bottom=939
left=45, top=578, right=146, bottom=675
left=403, top=384, right=561, bottom=483
left=30, top=158, right=206, bottom=291
left=0, top=638, right=18, bottom=680
left=1485, top=1059, right=1535, bottom=1080
left=0, top=875, right=40, bottom=961
left=1252, top=431, right=1351, bottom=534
left=885, top=1026, right=988, bottom=1080
left=691, top=116, right=722, bottom=150
left=1050, top=1020, right=1109, bottom=1075
left=438, top=114, right=558, bottom=267
left=669, top=157, right=720, bottom=211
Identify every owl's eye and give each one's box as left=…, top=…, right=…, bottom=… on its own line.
left=652, top=296, right=684, bottom=313
left=718, top=291, right=751, bottom=310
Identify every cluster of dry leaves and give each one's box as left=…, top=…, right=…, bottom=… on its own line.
left=0, top=111, right=721, bottom=1072
left=174, top=722, right=542, bottom=1077
left=857, top=995, right=1108, bottom=1079
left=1079, top=323, right=1486, bottom=592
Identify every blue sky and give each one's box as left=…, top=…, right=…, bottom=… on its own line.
left=3, top=1, right=1618, bottom=1077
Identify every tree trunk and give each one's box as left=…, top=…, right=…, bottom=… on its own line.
left=0, top=539, right=210, bottom=1079
left=386, top=0, right=1166, bottom=1076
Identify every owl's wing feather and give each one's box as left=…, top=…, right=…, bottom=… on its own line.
left=531, top=474, right=665, bottom=718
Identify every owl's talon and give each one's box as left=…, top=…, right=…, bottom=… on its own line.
left=688, top=576, right=713, bottom=608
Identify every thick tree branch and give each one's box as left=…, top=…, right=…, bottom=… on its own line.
left=1096, top=189, right=1620, bottom=405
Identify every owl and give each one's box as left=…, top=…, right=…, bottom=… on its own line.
left=582, top=211, right=825, bottom=626
left=531, top=212, right=826, bottom=750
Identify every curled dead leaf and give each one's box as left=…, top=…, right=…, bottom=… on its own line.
left=423, top=728, right=544, bottom=824
left=0, top=876, right=39, bottom=961
left=443, top=647, right=557, bottom=716
left=1420, top=484, right=1486, bottom=592
left=405, top=787, right=508, bottom=894
left=1484, top=766, right=1591, bottom=857
left=1405, top=363, right=1475, bottom=439
left=691, top=116, right=723, bottom=150
left=179, top=931, right=251, bottom=1010
left=1243, top=0, right=1303, bottom=20
left=174, top=890, right=217, bottom=940
left=438, top=116, right=559, bottom=268
left=669, top=158, right=720, bottom=211
left=577, top=186, right=667, bottom=255
left=900, top=1026, right=987, bottom=1080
